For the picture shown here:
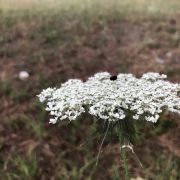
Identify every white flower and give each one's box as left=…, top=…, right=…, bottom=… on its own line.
left=133, top=114, right=139, bottom=120
left=38, top=72, right=180, bottom=123
left=49, top=118, right=58, bottom=124
left=142, top=72, right=167, bottom=81
left=19, top=71, right=29, bottom=80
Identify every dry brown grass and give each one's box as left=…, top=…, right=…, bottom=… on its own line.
left=0, top=0, right=180, bottom=16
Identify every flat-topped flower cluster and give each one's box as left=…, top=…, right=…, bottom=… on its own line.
left=38, top=72, right=180, bottom=124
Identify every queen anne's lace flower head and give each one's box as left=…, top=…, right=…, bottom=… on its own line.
left=38, top=72, right=180, bottom=124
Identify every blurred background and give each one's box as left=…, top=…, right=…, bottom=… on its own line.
left=0, top=0, right=180, bottom=179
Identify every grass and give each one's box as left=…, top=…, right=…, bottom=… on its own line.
left=0, top=0, right=180, bottom=26
left=0, top=0, right=180, bottom=179
left=0, top=154, right=38, bottom=180
left=1, top=0, right=180, bottom=14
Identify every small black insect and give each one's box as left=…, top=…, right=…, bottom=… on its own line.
left=110, top=75, right=117, bottom=81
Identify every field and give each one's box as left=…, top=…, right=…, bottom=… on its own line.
left=0, top=0, right=180, bottom=179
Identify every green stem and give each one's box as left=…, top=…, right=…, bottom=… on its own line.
left=118, top=120, right=130, bottom=180
left=121, top=147, right=130, bottom=180
left=96, top=121, right=110, bottom=166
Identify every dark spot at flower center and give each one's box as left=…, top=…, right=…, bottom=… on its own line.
left=110, top=75, right=117, bottom=81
